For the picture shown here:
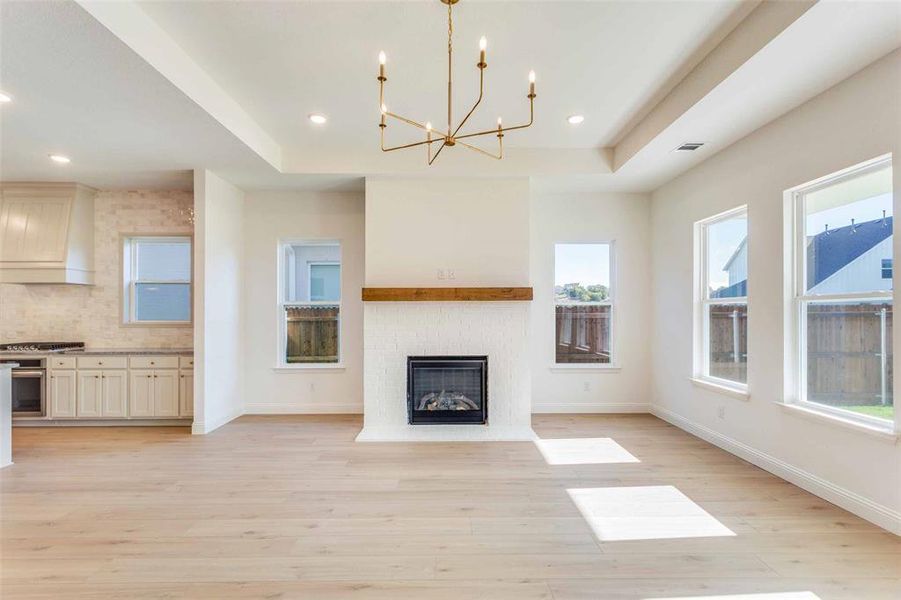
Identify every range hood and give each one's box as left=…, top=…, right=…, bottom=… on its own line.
left=0, top=183, right=96, bottom=285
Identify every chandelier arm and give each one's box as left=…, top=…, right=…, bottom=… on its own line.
left=451, top=66, right=484, bottom=138
left=454, top=97, right=533, bottom=141
left=385, top=111, right=431, bottom=133
left=381, top=135, right=442, bottom=153
left=428, top=140, right=448, bottom=165
left=457, top=139, right=501, bottom=160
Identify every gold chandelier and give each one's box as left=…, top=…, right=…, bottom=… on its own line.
left=377, top=0, right=536, bottom=164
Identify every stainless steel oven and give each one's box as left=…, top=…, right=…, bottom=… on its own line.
left=0, top=358, right=46, bottom=417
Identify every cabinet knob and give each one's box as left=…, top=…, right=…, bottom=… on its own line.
left=150, top=361, right=155, bottom=365
left=98, top=361, right=103, bottom=365
left=147, top=375, right=152, bottom=379
left=95, top=375, right=99, bottom=379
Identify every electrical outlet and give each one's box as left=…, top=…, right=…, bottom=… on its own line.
left=437, top=269, right=446, bottom=280
left=583, top=381, right=591, bottom=392
left=717, top=406, right=725, bottom=420
left=448, top=269, right=456, bottom=280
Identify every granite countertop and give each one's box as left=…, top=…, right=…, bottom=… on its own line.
left=61, top=348, right=194, bottom=356
left=0, top=349, right=193, bottom=358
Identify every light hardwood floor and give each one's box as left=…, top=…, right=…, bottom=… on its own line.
left=1, top=414, right=899, bottom=599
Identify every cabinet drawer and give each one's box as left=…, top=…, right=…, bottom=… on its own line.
left=179, top=356, right=194, bottom=369
left=130, top=356, right=178, bottom=369
left=49, top=356, right=77, bottom=369
left=76, top=356, right=127, bottom=369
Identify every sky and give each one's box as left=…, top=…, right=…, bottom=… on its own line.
left=707, top=216, right=747, bottom=290
left=555, top=243, right=610, bottom=287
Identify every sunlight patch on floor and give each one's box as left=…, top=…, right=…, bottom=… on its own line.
left=535, top=437, right=640, bottom=465
left=645, top=593, right=822, bottom=600
left=568, top=485, right=736, bottom=541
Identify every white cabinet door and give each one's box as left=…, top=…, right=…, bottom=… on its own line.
left=129, top=370, right=155, bottom=417
left=179, top=370, right=194, bottom=417
left=154, top=370, right=179, bottom=417
left=102, top=371, right=128, bottom=418
left=76, top=370, right=103, bottom=417
left=49, top=370, right=77, bottom=418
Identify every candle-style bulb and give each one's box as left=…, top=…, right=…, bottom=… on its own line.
left=380, top=103, right=387, bottom=114
left=528, top=70, right=536, bottom=83
left=497, top=117, right=502, bottom=127
left=378, top=51, right=386, bottom=65
left=426, top=121, right=432, bottom=132
left=479, top=37, right=487, bottom=51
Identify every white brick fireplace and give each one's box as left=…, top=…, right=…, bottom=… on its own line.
left=358, top=177, right=535, bottom=442
left=357, top=301, right=534, bottom=441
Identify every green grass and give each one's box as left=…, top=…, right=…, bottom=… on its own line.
left=843, top=405, right=895, bottom=420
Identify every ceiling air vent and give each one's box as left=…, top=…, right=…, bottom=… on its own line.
left=675, top=142, right=704, bottom=152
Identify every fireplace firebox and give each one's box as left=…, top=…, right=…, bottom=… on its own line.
left=407, top=356, right=488, bottom=425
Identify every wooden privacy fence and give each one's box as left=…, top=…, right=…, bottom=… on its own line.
left=806, top=303, right=893, bottom=406
left=555, top=304, right=611, bottom=364
left=286, top=305, right=339, bottom=363
left=708, top=304, right=748, bottom=383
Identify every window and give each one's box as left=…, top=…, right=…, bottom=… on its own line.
left=790, top=155, right=893, bottom=426
left=122, top=236, right=191, bottom=324
left=280, top=241, right=341, bottom=365
left=696, top=207, right=748, bottom=388
left=554, top=243, right=613, bottom=365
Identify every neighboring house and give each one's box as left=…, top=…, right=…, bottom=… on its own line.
left=712, top=216, right=893, bottom=298
left=807, top=217, right=893, bottom=294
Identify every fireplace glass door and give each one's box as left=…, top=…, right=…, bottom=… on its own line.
left=407, top=356, right=488, bottom=425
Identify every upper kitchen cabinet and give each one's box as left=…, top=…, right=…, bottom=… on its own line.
left=0, top=183, right=96, bottom=284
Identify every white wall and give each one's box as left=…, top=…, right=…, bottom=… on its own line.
left=193, top=170, right=245, bottom=434
left=530, top=193, right=652, bottom=413
left=242, top=191, right=364, bottom=414
left=365, top=178, right=530, bottom=286
left=650, top=50, right=901, bottom=532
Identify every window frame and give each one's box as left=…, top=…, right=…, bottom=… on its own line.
left=276, top=239, right=344, bottom=370
left=787, top=155, right=894, bottom=431
left=121, top=234, right=193, bottom=327
left=552, top=240, right=617, bottom=369
left=694, top=206, right=749, bottom=393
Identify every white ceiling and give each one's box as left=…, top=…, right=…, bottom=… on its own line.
left=136, top=0, right=745, bottom=152
left=1, top=0, right=899, bottom=192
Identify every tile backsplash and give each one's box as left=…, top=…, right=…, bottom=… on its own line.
left=0, top=190, right=194, bottom=348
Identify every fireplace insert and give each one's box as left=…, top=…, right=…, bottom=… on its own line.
left=407, top=356, right=488, bottom=425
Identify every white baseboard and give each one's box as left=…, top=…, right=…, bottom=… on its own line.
left=532, top=402, right=649, bottom=414
left=244, top=403, right=362, bottom=415
left=192, top=406, right=244, bottom=435
left=650, top=404, right=901, bottom=536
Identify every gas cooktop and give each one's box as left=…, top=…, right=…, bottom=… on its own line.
left=0, top=342, right=85, bottom=353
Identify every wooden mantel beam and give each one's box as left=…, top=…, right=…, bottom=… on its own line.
left=362, top=287, right=533, bottom=302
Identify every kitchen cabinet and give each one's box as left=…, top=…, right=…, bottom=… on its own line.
left=179, top=370, right=194, bottom=417
left=129, top=369, right=179, bottom=418
left=49, top=370, right=77, bottom=418
left=77, top=370, right=103, bottom=417
left=78, top=369, right=128, bottom=418
left=101, top=370, right=128, bottom=418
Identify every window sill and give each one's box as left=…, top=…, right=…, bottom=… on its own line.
left=273, top=364, right=346, bottom=373
left=550, top=364, right=621, bottom=373
left=690, top=377, right=750, bottom=401
left=776, top=402, right=898, bottom=442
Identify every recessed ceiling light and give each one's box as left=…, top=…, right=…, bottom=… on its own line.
left=567, top=114, right=584, bottom=125
left=49, top=154, right=71, bottom=164
left=0, top=92, right=11, bottom=103
left=308, top=113, right=327, bottom=125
